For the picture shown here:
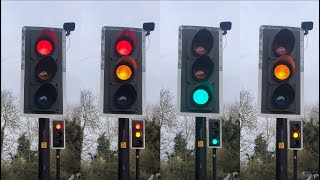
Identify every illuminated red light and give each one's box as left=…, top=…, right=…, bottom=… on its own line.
left=135, top=123, right=141, bottom=130
left=37, top=40, right=53, bottom=56
left=55, top=123, right=62, bottom=130
left=116, top=40, right=132, bottom=56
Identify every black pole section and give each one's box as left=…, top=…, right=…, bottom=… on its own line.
left=276, top=118, right=288, bottom=180
left=212, top=148, right=217, bottom=180
left=56, top=149, right=60, bottom=180
left=118, top=118, right=130, bottom=180
left=136, top=149, right=140, bottom=180
left=293, top=150, right=297, bottom=180
left=195, top=117, right=207, bottom=180
left=39, top=118, right=50, bottom=180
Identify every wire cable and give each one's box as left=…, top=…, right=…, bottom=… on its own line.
left=66, top=36, right=71, bottom=52
left=304, top=35, right=308, bottom=51
left=223, top=35, right=227, bottom=50
left=146, top=35, right=150, bottom=51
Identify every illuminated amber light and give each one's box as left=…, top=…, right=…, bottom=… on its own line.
left=116, top=65, right=132, bottom=80
left=274, top=64, right=290, bottom=80
left=293, top=132, right=299, bottom=139
left=135, top=132, right=141, bottom=138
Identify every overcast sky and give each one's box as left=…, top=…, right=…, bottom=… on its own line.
left=1, top=0, right=319, bottom=162
left=1, top=1, right=160, bottom=106
left=239, top=1, right=319, bottom=105
left=1, top=1, right=318, bottom=107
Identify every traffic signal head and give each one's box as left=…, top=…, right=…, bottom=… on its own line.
left=207, top=119, right=222, bottom=148
left=258, top=25, right=304, bottom=118
left=101, top=26, right=145, bottom=118
left=131, top=120, right=145, bottom=149
left=177, top=26, right=223, bottom=117
left=21, top=27, right=66, bottom=118
left=52, top=120, right=65, bottom=149
left=288, top=120, right=303, bottom=150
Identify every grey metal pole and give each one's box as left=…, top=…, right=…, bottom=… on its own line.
left=136, top=149, right=140, bottom=180
left=293, top=150, right=297, bottom=180
left=39, top=118, right=50, bottom=180
left=118, top=118, right=129, bottom=180
left=213, top=148, right=217, bottom=180
left=56, top=149, right=60, bottom=180
left=276, top=118, right=288, bottom=180
left=195, top=117, right=207, bottom=180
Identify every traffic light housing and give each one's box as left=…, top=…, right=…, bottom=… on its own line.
left=258, top=25, right=304, bottom=118
left=207, top=119, right=222, bottom=148
left=177, top=26, right=223, bottom=117
left=21, top=26, right=66, bottom=118
left=288, top=120, right=303, bottom=150
left=51, top=120, right=65, bottom=149
left=101, top=26, right=145, bottom=118
left=131, top=120, right=145, bottom=149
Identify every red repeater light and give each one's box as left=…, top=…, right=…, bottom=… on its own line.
left=55, top=123, right=62, bottom=130
left=135, top=123, right=141, bottom=130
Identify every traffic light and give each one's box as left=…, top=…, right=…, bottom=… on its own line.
left=288, top=120, right=303, bottom=150
left=177, top=26, right=222, bottom=117
left=131, top=120, right=145, bottom=149
left=21, top=26, right=66, bottom=118
left=258, top=25, right=304, bottom=118
left=52, top=120, right=65, bottom=149
left=207, top=119, right=222, bottom=148
left=101, top=26, right=145, bottom=118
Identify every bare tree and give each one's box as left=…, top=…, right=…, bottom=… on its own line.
left=1, top=90, right=19, bottom=154
left=239, top=90, right=257, bottom=130
left=79, top=89, right=99, bottom=132
left=239, top=90, right=258, bottom=157
left=159, top=89, right=177, bottom=156
left=159, top=89, right=177, bottom=128
left=78, top=89, right=100, bottom=160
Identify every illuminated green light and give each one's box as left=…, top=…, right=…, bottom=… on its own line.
left=193, top=89, right=209, bottom=105
left=212, top=139, right=218, bottom=145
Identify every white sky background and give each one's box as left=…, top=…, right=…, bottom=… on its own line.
left=160, top=1, right=241, bottom=104
left=3, top=0, right=317, bottom=117
left=1, top=1, right=319, bottom=161
left=239, top=1, right=319, bottom=161
left=1, top=1, right=160, bottom=106
left=240, top=1, right=319, bottom=104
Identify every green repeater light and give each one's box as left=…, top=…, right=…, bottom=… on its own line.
left=212, top=138, right=218, bottom=145
left=193, top=89, right=209, bottom=105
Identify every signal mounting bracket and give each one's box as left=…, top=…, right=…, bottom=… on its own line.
left=220, top=21, right=232, bottom=35
left=63, top=22, right=75, bottom=36
left=143, top=22, right=155, bottom=36
left=301, top=21, right=313, bottom=35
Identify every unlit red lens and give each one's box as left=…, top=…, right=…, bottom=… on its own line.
left=37, top=40, right=53, bottom=56
left=116, top=65, right=132, bottom=81
left=274, top=64, right=290, bottom=80
left=194, top=45, right=208, bottom=55
left=116, top=40, right=132, bottom=56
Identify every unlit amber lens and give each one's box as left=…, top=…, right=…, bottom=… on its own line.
left=135, top=132, right=141, bottom=138
left=293, top=132, right=299, bottom=139
left=274, top=64, right=290, bottom=80
left=116, top=65, right=132, bottom=80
